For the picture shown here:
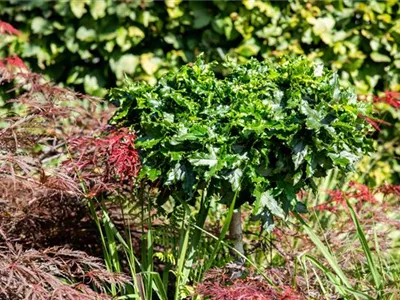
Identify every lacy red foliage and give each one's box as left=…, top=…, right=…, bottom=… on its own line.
left=106, top=128, right=140, bottom=181
left=348, top=181, right=377, bottom=204
left=280, top=287, right=304, bottom=300
left=0, top=22, right=137, bottom=300
left=0, top=233, right=129, bottom=300
left=65, top=128, right=140, bottom=197
left=0, top=51, right=132, bottom=297
left=296, top=190, right=307, bottom=200
left=0, top=52, right=115, bottom=251
left=312, top=182, right=398, bottom=213
left=357, top=90, right=399, bottom=132
left=313, top=190, right=345, bottom=213
left=1, top=55, right=28, bottom=70
left=196, top=269, right=303, bottom=300
left=377, top=184, right=400, bottom=196
left=0, top=20, right=20, bottom=36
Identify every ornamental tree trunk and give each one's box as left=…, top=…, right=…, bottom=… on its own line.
left=229, top=209, right=244, bottom=257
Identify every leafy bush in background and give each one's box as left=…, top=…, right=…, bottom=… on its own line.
left=356, top=92, right=400, bottom=186
left=0, top=0, right=399, bottom=97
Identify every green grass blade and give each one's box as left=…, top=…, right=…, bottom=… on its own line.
left=311, top=267, right=329, bottom=299
left=298, top=256, right=311, bottom=296
left=143, top=199, right=154, bottom=300
left=150, top=272, right=169, bottom=300
left=102, top=211, right=121, bottom=272
left=294, top=212, right=352, bottom=289
left=122, top=213, right=141, bottom=295
left=87, top=200, right=112, bottom=268
left=347, top=200, right=382, bottom=291
left=373, top=229, right=384, bottom=278
left=305, top=255, right=373, bottom=300
left=204, top=189, right=238, bottom=271
left=174, top=188, right=210, bottom=296
left=192, top=223, right=276, bottom=287
left=174, top=213, right=191, bottom=300
left=304, top=255, right=347, bottom=296
left=99, top=207, right=145, bottom=297
left=115, top=295, right=142, bottom=299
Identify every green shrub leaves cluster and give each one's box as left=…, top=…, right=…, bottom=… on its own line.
left=1, top=0, right=399, bottom=96
left=110, top=56, right=372, bottom=227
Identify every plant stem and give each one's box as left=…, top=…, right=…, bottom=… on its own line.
left=229, top=208, right=244, bottom=257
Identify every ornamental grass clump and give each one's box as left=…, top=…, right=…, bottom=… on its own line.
left=110, top=56, right=373, bottom=253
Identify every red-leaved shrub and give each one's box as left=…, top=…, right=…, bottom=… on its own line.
left=0, top=230, right=129, bottom=299
left=0, top=20, right=138, bottom=298
left=196, top=268, right=303, bottom=300
left=65, top=128, right=140, bottom=197
left=0, top=20, right=20, bottom=36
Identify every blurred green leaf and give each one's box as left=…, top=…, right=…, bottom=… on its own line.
left=2, top=0, right=400, bottom=98
left=70, top=0, right=87, bottom=18
left=110, top=54, right=139, bottom=79
left=371, top=52, right=391, bottom=62
left=31, top=17, right=50, bottom=34
left=140, top=53, right=162, bottom=75
left=76, top=26, right=96, bottom=42
left=191, top=3, right=212, bottom=29
left=235, top=39, right=260, bottom=57
left=90, top=0, right=107, bottom=19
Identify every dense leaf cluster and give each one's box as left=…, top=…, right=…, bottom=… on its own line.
left=0, top=0, right=399, bottom=97
left=110, top=57, right=372, bottom=227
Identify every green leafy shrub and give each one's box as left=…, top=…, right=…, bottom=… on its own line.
left=109, top=56, right=373, bottom=227
left=1, top=0, right=399, bottom=96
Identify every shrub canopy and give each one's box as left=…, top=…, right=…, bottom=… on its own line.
left=110, top=56, right=372, bottom=227
left=0, top=0, right=399, bottom=96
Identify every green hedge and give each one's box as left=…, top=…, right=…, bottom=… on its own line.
left=1, top=0, right=399, bottom=96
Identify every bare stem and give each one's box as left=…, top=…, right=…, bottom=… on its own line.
left=229, top=208, right=244, bottom=257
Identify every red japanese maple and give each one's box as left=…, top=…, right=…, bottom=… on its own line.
left=0, top=20, right=20, bottom=36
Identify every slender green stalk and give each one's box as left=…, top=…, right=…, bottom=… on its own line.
left=310, top=266, right=329, bottom=300
left=347, top=200, right=382, bottom=293
left=174, top=209, right=191, bottom=300
left=295, top=212, right=352, bottom=289
left=305, top=255, right=372, bottom=299
left=204, top=189, right=239, bottom=271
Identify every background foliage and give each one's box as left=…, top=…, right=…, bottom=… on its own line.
left=356, top=93, right=400, bottom=186
left=1, top=0, right=400, bottom=97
